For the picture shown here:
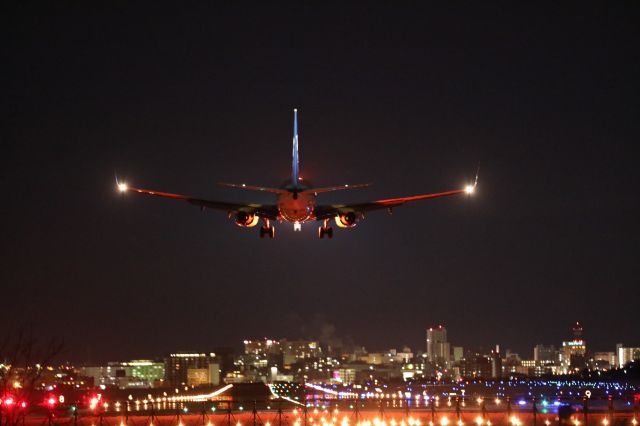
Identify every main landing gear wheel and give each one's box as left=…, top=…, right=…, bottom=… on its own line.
left=318, top=226, right=333, bottom=239
left=259, top=225, right=275, bottom=239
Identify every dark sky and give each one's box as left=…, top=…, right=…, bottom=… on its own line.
left=2, top=3, right=639, bottom=363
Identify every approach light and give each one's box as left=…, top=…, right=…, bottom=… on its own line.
left=90, top=397, right=99, bottom=409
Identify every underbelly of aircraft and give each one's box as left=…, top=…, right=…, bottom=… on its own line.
left=279, top=206, right=313, bottom=222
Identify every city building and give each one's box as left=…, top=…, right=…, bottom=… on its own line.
left=452, top=347, right=464, bottom=362
left=126, top=360, right=165, bottom=385
left=165, top=352, right=217, bottom=387
left=426, top=325, right=450, bottom=366
left=616, top=344, right=640, bottom=367
left=79, top=360, right=164, bottom=389
left=385, top=347, right=413, bottom=364
left=532, top=344, right=558, bottom=375
left=333, top=367, right=357, bottom=384
left=534, top=345, right=557, bottom=363
left=502, top=350, right=523, bottom=375
left=459, top=354, right=491, bottom=378
left=491, top=346, right=502, bottom=378
left=591, top=352, right=616, bottom=371
left=560, top=322, right=587, bottom=374
left=401, top=362, right=436, bottom=380
left=281, top=339, right=321, bottom=367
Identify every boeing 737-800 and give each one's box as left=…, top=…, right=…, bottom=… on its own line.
left=116, top=109, right=477, bottom=239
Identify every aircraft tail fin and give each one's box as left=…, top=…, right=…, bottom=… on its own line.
left=292, top=108, right=300, bottom=188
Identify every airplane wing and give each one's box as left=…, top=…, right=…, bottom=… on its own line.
left=314, top=186, right=474, bottom=220
left=117, top=183, right=279, bottom=219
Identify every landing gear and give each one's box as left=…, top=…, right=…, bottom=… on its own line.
left=260, top=225, right=275, bottom=239
left=318, top=225, right=333, bottom=239
left=259, top=219, right=275, bottom=239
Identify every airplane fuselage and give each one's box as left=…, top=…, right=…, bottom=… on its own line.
left=277, top=192, right=316, bottom=222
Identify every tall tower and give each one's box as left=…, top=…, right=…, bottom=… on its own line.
left=561, top=322, right=586, bottom=373
left=572, top=322, right=583, bottom=340
left=426, top=325, right=450, bottom=365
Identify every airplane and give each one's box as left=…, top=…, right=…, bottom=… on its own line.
left=116, top=109, right=477, bottom=239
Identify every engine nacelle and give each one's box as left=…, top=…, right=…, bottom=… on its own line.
left=335, top=212, right=358, bottom=228
left=235, top=211, right=260, bottom=227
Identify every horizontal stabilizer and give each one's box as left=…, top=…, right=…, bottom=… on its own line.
left=218, top=182, right=287, bottom=194
left=304, top=183, right=371, bottom=194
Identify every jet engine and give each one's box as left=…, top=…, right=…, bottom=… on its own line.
left=335, top=212, right=358, bottom=228
left=235, top=211, right=260, bottom=227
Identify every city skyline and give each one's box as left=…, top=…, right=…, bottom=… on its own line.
left=50, top=322, right=639, bottom=369
left=33, top=329, right=640, bottom=390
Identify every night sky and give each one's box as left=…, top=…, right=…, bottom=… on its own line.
left=2, top=3, right=639, bottom=363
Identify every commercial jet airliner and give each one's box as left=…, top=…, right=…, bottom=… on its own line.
left=116, top=109, right=477, bottom=239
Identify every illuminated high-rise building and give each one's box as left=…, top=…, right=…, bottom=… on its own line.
left=616, top=344, right=640, bottom=368
left=491, top=345, right=502, bottom=378
left=560, top=322, right=587, bottom=373
left=426, top=325, right=450, bottom=365
left=534, top=345, right=557, bottom=363
left=165, top=352, right=217, bottom=387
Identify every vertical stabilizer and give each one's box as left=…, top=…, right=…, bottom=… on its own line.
left=292, top=108, right=299, bottom=188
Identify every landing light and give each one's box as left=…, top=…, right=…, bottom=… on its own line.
left=465, top=185, right=475, bottom=194
left=118, top=183, right=128, bottom=192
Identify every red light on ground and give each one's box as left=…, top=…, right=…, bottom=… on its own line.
left=89, top=397, right=99, bottom=409
left=21, top=401, right=27, bottom=408
left=4, top=397, right=15, bottom=406
left=47, top=397, right=56, bottom=406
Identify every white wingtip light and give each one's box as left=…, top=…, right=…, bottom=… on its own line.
left=465, top=184, right=475, bottom=194
left=117, top=182, right=128, bottom=193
